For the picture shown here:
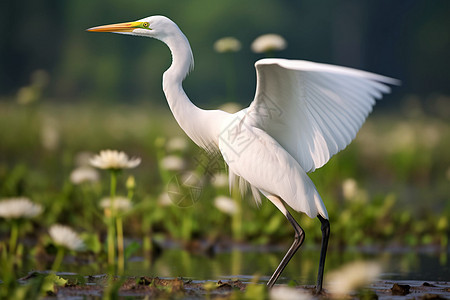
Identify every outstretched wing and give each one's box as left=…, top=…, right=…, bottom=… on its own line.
left=244, top=59, right=399, bottom=173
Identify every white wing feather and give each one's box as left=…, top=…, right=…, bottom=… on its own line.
left=245, top=58, right=399, bottom=173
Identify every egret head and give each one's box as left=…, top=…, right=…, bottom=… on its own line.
left=88, top=15, right=194, bottom=78
left=87, top=15, right=179, bottom=41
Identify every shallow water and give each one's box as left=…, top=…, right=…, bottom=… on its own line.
left=15, top=245, right=449, bottom=299
left=26, top=244, right=449, bottom=285
left=132, top=246, right=450, bottom=284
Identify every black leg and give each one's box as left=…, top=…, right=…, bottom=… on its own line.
left=316, top=215, right=330, bottom=293
left=267, top=211, right=305, bottom=288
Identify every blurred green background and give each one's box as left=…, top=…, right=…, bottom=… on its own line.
left=1, top=0, right=449, bottom=105
left=0, top=0, right=449, bottom=269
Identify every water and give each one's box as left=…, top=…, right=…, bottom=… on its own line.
left=29, top=244, right=449, bottom=284
left=142, top=246, right=449, bottom=284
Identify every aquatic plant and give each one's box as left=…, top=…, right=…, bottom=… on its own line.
left=90, top=149, right=140, bottom=273
left=251, top=34, right=287, bottom=55
left=0, top=197, right=42, bottom=254
left=325, top=261, right=381, bottom=297
left=49, top=224, right=85, bottom=271
left=70, top=166, right=100, bottom=185
left=90, top=150, right=141, bottom=170
left=214, top=37, right=242, bottom=53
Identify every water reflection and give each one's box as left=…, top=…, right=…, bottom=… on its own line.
left=24, top=246, right=449, bottom=283
left=133, top=246, right=449, bottom=283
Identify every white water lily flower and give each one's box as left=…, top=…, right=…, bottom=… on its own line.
left=166, top=136, right=189, bottom=152
left=160, top=155, right=185, bottom=171
left=342, top=178, right=368, bottom=203
left=70, top=167, right=100, bottom=184
left=342, top=178, right=358, bottom=200
left=325, top=261, right=381, bottom=297
left=181, top=171, right=203, bottom=186
left=214, top=196, right=238, bottom=215
left=211, top=173, right=228, bottom=188
left=251, top=34, right=287, bottom=53
left=214, top=37, right=242, bottom=53
left=100, top=197, right=132, bottom=212
left=270, top=286, right=312, bottom=300
left=0, top=197, right=43, bottom=219
left=158, top=192, right=173, bottom=207
left=90, top=150, right=141, bottom=170
left=49, top=224, right=85, bottom=251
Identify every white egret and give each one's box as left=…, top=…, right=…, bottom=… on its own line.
left=87, top=16, right=399, bottom=292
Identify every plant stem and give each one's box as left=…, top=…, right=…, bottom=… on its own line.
left=107, top=170, right=118, bottom=268
left=107, top=217, right=116, bottom=267
left=231, top=187, right=243, bottom=241
left=110, top=170, right=117, bottom=200
left=9, top=221, right=19, bottom=255
left=127, top=189, right=134, bottom=202
left=116, top=216, right=124, bottom=275
left=51, top=247, right=65, bottom=272
left=181, top=209, right=193, bottom=242
left=81, top=184, right=95, bottom=229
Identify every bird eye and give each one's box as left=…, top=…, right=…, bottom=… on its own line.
left=142, top=22, right=149, bottom=28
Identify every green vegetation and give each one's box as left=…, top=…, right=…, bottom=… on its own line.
left=0, top=96, right=449, bottom=297
left=1, top=96, right=448, bottom=245
left=1, top=1, right=449, bottom=298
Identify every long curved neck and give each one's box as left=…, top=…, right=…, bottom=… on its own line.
left=161, top=31, right=224, bottom=150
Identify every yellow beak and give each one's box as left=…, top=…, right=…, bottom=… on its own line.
left=87, top=21, right=143, bottom=33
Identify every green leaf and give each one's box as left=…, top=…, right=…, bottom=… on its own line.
left=41, top=274, right=68, bottom=294
left=80, top=232, right=102, bottom=253
left=243, top=282, right=268, bottom=299
left=124, top=241, right=141, bottom=260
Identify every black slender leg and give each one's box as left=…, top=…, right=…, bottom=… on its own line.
left=316, top=215, right=330, bottom=293
left=267, top=211, right=305, bottom=288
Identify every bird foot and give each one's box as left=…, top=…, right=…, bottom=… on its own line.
left=314, top=286, right=327, bottom=296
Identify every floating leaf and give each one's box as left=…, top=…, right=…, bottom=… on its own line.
left=41, top=274, right=67, bottom=294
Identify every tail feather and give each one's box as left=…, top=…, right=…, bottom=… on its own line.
left=314, top=192, right=328, bottom=219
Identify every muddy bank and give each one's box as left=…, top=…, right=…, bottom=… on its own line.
left=25, top=273, right=449, bottom=299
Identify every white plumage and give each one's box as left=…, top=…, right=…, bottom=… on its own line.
left=249, top=58, right=399, bottom=173
left=87, top=15, right=399, bottom=291
left=219, top=58, right=398, bottom=218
